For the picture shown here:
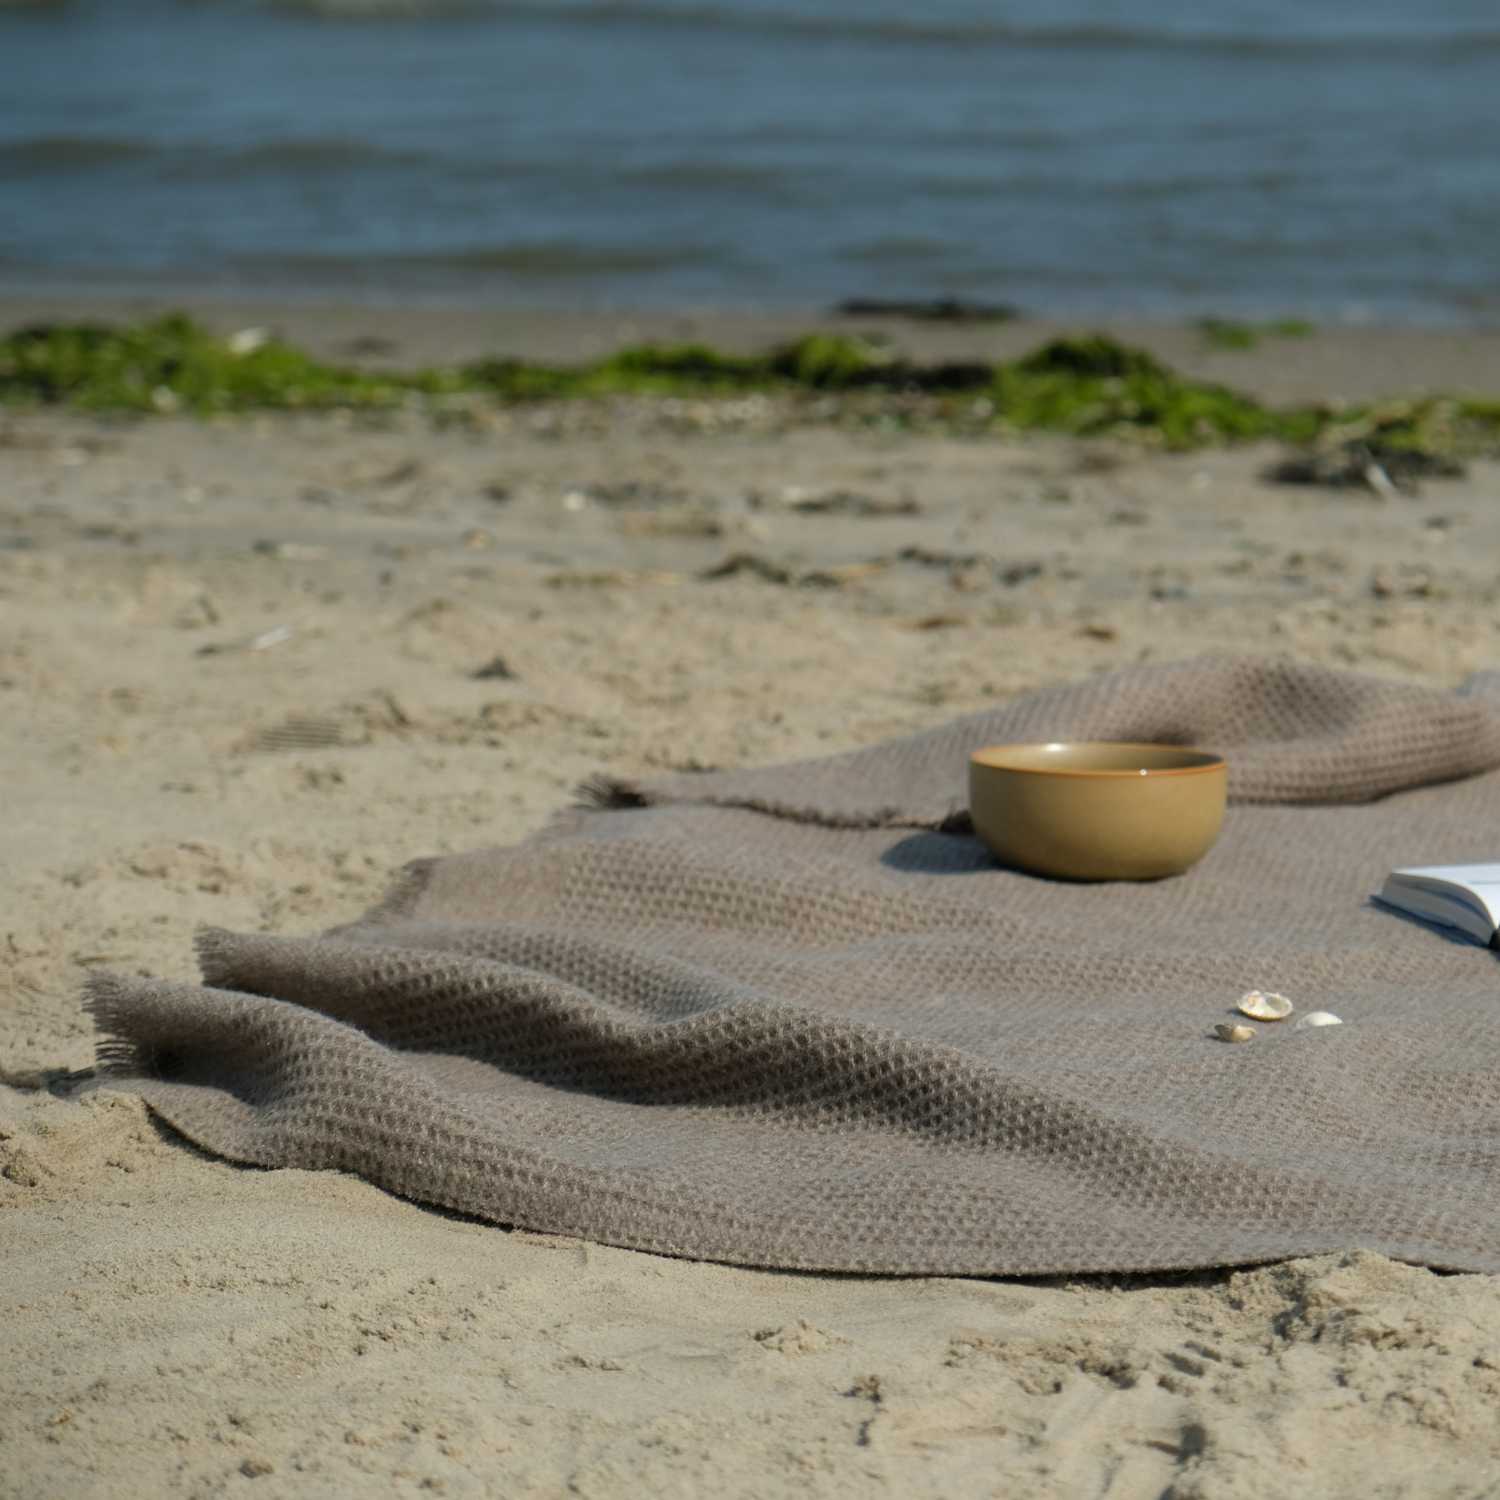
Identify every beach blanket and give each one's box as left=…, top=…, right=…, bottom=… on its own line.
left=87, top=657, right=1500, bottom=1275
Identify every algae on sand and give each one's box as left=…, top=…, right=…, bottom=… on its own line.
left=1196, top=317, right=1316, bottom=352
left=3, top=314, right=1498, bottom=459
left=0, top=316, right=463, bottom=413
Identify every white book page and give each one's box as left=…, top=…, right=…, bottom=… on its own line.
left=1388, top=864, right=1500, bottom=931
left=1394, top=862, right=1500, bottom=886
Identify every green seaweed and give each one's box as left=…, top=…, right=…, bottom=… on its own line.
left=1197, top=316, right=1317, bottom=351
left=2, top=314, right=1496, bottom=459
left=768, top=333, right=885, bottom=388
left=1197, top=319, right=1258, bottom=351
left=1016, top=337, right=1172, bottom=381
left=995, top=338, right=1273, bottom=447
left=0, top=315, right=441, bottom=412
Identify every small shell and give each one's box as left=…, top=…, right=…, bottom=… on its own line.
left=227, top=326, right=271, bottom=356
left=1237, top=989, right=1294, bottom=1022
left=1214, top=1022, right=1256, bottom=1043
left=1295, top=1011, right=1343, bottom=1030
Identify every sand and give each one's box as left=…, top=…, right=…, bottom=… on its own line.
left=4, top=301, right=1500, bottom=1498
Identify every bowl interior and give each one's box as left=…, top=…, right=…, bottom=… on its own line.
left=970, top=742, right=1225, bottom=776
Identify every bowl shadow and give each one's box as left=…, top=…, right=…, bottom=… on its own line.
left=880, top=831, right=997, bottom=876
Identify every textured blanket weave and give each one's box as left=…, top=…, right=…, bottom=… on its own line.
left=88, top=658, right=1500, bottom=1275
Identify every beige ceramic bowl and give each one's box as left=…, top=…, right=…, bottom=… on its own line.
left=968, top=742, right=1227, bottom=881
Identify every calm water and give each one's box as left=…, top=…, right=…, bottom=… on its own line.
left=3, top=0, right=1500, bottom=321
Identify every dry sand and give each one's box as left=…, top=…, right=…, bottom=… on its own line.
left=4, top=303, right=1500, bottom=1498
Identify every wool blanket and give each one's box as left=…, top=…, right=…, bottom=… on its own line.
left=88, top=658, right=1500, bottom=1275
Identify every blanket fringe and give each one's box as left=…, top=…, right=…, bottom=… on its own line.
left=575, top=774, right=654, bottom=810
left=343, top=856, right=439, bottom=926
left=81, top=972, right=154, bottom=1080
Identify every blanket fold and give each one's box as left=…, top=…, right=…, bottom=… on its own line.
left=87, top=658, right=1500, bottom=1274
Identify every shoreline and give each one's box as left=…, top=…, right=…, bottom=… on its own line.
left=8, top=291, right=1500, bottom=406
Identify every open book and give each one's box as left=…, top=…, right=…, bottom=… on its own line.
left=1376, top=863, right=1500, bottom=947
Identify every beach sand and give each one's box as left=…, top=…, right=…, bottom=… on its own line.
left=4, top=301, right=1500, bottom=1498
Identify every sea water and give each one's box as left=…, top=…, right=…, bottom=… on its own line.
left=2, top=0, right=1498, bottom=320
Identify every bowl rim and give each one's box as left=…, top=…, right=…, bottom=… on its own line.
left=970, top=741, right=1226, bottom=778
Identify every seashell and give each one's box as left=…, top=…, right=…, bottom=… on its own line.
left=1214, top=1022, right=1256, bottom=1043
left=1295, top=1011, right=1343, bottom=1030
left=227, top=326, right=271, bottom=356
left=1237, top=989, right=1293, bottom=1022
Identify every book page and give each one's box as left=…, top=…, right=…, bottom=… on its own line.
left=1387, top=865, right=1500, bottom=934
left=1394, top=862, right=1500, bottom=886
